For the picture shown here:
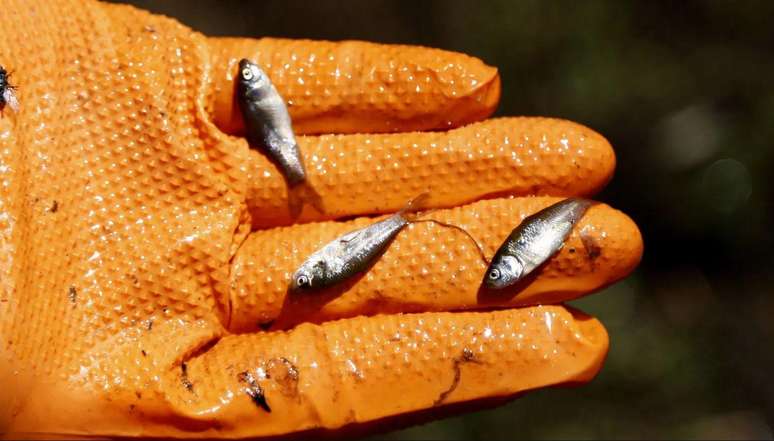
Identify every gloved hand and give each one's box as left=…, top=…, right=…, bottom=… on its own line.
left=0, top=0, right=643, bottom=438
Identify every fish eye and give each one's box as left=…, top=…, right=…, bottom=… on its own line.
left=488, top=268, right=501, bottom=280
left=241, top=67, right=254, bottom=80
left=296, top=275, right=310, bottom=288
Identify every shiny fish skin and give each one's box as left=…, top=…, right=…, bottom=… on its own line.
left=237, top=58, right=306, bottom=185
left=485, top=198, right=593, bottom=289
left=290, top=214, right=409, bottom=293
left=291, top=194, right=428, bottom=293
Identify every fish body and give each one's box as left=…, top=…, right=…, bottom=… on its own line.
left=291, top=194, right=428, bottom=292
left=291, top=215, right=408, bottom=292
left=485, top=198, right=593, bottom=289
left=237, top=59, right=305, bottom=185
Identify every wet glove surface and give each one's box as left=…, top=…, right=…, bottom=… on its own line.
left=0, top=0, right=642, bottom=438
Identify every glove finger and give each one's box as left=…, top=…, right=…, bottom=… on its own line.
left=1, top=306, right=605, bottom=439
left=230, top=197, right=642, bottom=332
left=155, top=306, right=607, bottom=438
left=207, top=37, right=500, bottom=136
left=246, top=117, right=615, bottom=229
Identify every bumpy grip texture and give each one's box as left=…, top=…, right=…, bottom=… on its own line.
left=0, top=0, right=641, bottom=438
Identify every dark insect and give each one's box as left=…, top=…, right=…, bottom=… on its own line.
left=238, top=371, right=271, bottom=412
left=0, top=66, right=19, bottom=113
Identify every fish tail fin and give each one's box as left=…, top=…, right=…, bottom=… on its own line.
left=287, top=182, right=325, bottom=220
left=566, top=197, right=597, bottom=224
left=397, top=191, right=431, bottom=222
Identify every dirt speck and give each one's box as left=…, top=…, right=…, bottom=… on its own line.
left=266, top=358, right=300, bottom=397
left=68, top=286, right=77, bottom=304
left=181, top=362, right=194, bottom=393
left=581, top=232, right=602, bottom=263
left=433, top=348, right=480, bottom=406
left=127, top=273, right=140, bottom=287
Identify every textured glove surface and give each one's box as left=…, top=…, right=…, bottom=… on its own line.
left=0, top=0, right=642, bottom=438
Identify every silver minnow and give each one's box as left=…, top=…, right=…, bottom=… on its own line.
left=237, top=58, right=306, bottom=186
left=485, top=198, right=594, bottom=289
left=290, top=194, right=428, bottom=293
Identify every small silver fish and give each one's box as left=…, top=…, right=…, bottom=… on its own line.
left=291, top=194, right=429, bottom=293
left=237, top=58, right=305, bottom=186
left=485, top=198, right=594, bottom=289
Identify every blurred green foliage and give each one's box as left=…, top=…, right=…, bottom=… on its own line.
left=111, top=1, right=774, bottom=438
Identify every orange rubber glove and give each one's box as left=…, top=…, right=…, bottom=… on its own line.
left=0, top=0, right=643, bottom=438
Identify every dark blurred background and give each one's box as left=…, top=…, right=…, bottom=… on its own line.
left=110, top=1, right=774, bottom=438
